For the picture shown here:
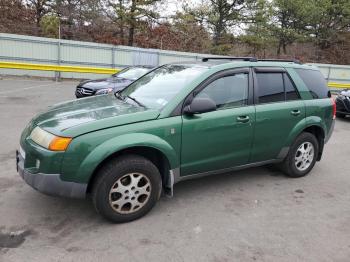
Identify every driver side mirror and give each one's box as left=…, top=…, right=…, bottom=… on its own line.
left=184, top=97, right=217, bottom=115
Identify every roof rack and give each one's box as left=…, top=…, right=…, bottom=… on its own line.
left=258, top=59, right=301, bottom=64
left=201, top=57, right=301, bottom=64
left=202, top=57, right=257, bottom=62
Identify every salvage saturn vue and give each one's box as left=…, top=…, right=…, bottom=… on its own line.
left=17, top=57, right=335, bottom=223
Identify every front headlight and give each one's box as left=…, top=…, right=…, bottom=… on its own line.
left=95, top=88, right=113, bottom=95
left=30, top=127, right=72, bottom=151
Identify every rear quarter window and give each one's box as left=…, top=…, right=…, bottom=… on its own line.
left=295, top=69, right=330, bottom=99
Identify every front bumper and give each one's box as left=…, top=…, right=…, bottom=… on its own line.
left=336, top=97, right=350, bottom=114
left=16, top=150, right=87, bottom=199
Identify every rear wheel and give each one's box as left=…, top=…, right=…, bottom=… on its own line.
left=92, top=155, right=162, bottom=223
left=281, top=132, right=319, bottom=178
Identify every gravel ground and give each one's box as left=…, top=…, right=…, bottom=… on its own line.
left=0, top=78, right=349, bottom=262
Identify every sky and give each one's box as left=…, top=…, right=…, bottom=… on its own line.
left=157, top=0, right=203, bottom=17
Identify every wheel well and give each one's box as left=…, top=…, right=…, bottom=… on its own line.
left=303, top=125, right=325, bottom=160
left=86, top=147, right=171, bottom=194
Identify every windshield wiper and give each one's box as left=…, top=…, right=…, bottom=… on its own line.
left=125, top=95, right=146, bottom=108
left=114, top=92, right=146, bottom=108
left=114, top=92, right=124, bottom=101
left=115, top=76, right=129, bottom=81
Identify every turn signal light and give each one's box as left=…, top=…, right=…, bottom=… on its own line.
left=49, top=137, right=72, bottom=151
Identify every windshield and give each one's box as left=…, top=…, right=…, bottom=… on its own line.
left=120, top=64, right=208, bottom=109
left=114, top=67, right=150, bottom=80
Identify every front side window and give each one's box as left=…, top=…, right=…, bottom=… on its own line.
left=121, top=65, right=208, bottom=109
left=257, top=73, right=285, bottom=103
left=196, top=73, right=249, bottom=109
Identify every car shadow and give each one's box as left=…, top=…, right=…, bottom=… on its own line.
left=171, top=165, right=283, bottom=198
left=19, top=165, right=285, bottom=226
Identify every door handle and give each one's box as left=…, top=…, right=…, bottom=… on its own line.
left=237, top=115, right=250, bottom=123
left=291, top=109, right=301, bottom=116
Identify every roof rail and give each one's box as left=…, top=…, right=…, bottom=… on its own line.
left=202, top=57, right=257, bottom=62
left=258, top=59, right=301, bottom=64
left=201, top=57, right=301, bottom=64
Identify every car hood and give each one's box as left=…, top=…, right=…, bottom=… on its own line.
left=79, top=77, right=133, bottom=90
left=31, top=95, right=160, bottom=137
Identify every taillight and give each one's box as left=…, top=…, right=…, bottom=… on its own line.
left=332, top=97, right=336, bottom=120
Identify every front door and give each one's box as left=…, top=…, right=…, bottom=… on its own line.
left=180, top=70, right=255, bottom=177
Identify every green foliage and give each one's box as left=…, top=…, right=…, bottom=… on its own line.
left=108, top=0, right=161, bottom=45
left=305, top=0, right=350, bottom=48
left=186, top=0, right=247, bottom=45
left=270, top=0, right=312, bottom=54
left=210, top=43, right=234, bottom=55
left=240, top=0, right=277, bottom=56
left=2, top=0, right=350, bottom=63
left=40, top=15, right=59, bottom=38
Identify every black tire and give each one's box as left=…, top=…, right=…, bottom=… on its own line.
left=281, top=132, right=319, bottom=178
left=336, top=112, right=345, bottom=118
left=92, top=155, right=162, bottom=223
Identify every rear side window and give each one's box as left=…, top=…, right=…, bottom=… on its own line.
left=256, top=73, right=285, bottom=103
left=284, top=74, right=299, bottom=101
left=256, top=72, right=300, bottom=104
left=295, top=69, right=329, bottom=99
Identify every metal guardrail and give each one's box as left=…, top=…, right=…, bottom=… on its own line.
left=0, top=61, right=120, bottom=75
left=328, top=82, right=350, bottom=89
left=0, top=33, right=202, bottom=76
left=0, top=61, right=349, bottom=90
left=1, top=33, right=350, bottom=85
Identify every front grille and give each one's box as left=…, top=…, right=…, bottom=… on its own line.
left=76, top=87, right=94, bottom=97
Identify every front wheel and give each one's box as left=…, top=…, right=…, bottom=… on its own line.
left=281, top=132, right=319, bottom=178
left=92, top=155, right=162, bottom=223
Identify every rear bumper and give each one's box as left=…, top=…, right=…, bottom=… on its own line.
left=16, top=150, right=87, bottom=199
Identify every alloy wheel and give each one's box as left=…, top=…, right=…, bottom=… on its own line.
left=294, top=142, right=315, bottom=171
left=109, top=173, right=151, bottom=214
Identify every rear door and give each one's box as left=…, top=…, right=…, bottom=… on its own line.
left=251, top=67, right=305, bottom=162
left=180, top=69, right=255, bottom=176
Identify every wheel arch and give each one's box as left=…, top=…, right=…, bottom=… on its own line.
left=283, top=117, right=326, bottom=161
left=86, top=146, right=173, bottom=194
left=302, top=125, right=325, bottom=161
left=80, top=133, right=178, bottom=194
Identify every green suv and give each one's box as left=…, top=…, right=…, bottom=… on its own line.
left=16, top=57, right=335, bottom=223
